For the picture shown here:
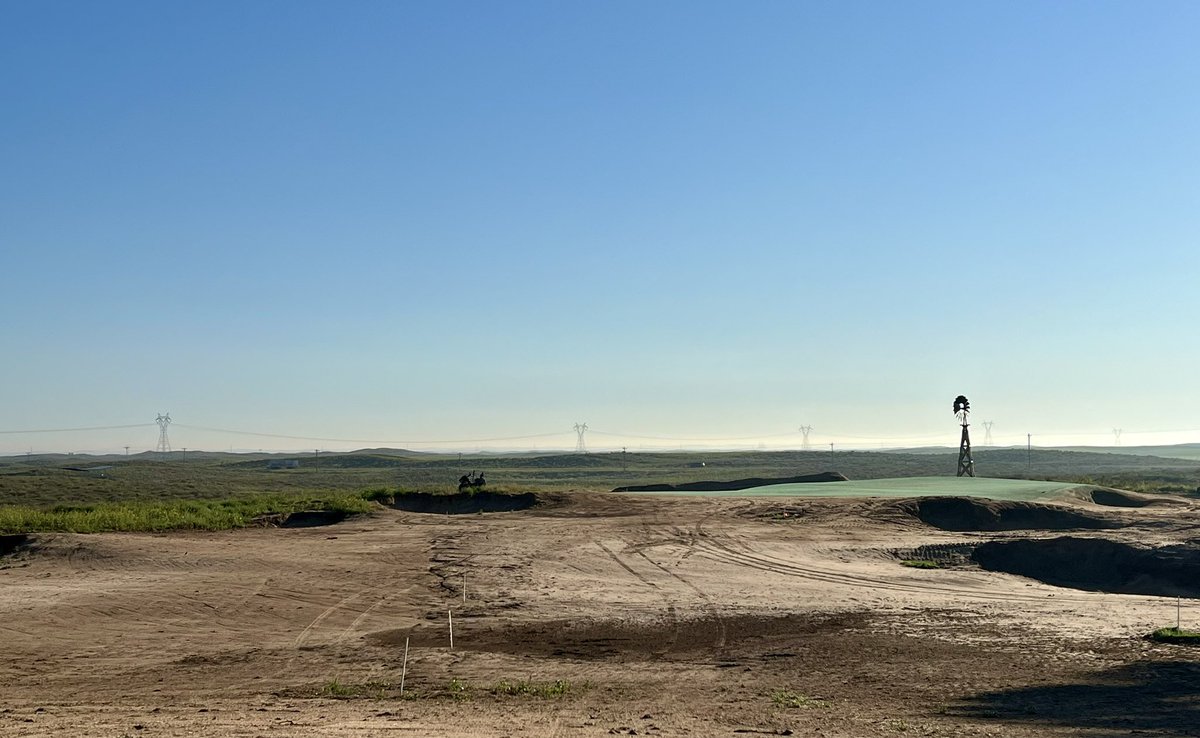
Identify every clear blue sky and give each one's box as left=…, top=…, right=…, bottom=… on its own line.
left=2, top=1, right=1198, bottom=454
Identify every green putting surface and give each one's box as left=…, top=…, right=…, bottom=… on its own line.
left=645, top=476, right=1082, bottom=502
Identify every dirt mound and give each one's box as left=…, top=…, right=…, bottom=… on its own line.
left=1086, top=488, right=1183, bottom=508
left=900, top=497, right=1120, bottom=532
left=614, top=471, right=847, bottom=493
left=0, top=533, right=31, bottom=557
left=972, top=537, right=1200, bottom=597
left=389, top=491, right=538, bottom=515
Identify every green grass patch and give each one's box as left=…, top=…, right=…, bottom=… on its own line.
left=1148, top=627, right=1200, bottom=645
left=0, top=491, right=383, bottom=534
left=901, top=559, right=941, bottom=569
left=488, top=678, right=577, bottom=697
left=771, top=689, right=829, bottom=709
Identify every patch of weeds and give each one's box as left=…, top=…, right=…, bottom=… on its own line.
left=901, top=559, right=940, bottom=569
left=321, top=678, right=357, bottom=698
left=1148, top=626, right=1200, bottom=645
left=771, top=689, right=829, bottom=709
left=489, top=679, right=578, bottom=697
left=319, top=678, right=390, bottom=699
left=447, top=677, right=470, bottom=700
left=359, top=487, right=397, bottom=504
left=887, top=718, right=910, bottom=732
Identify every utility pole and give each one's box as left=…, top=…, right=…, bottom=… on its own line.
left=621, top=446, right=627, bottom=473
left=983, top=421, right=994, bottom=447
left=314, top=449, right=320, bottom=471
left=1027, top=433, right=1032, bottom=471
left=1113, top=428, right=1123, bottom=446
left=181, top=447, right=187, bottom=461
left=574, top=423, right=588, bottom=454
left=124, top=446, right=130, bottom=457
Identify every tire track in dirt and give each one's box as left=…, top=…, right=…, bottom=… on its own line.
left=692, top=517, right=1126, bottom=606
left=633, top=549, right=728, bottom=650
left=293, top=586, right=382, bottom=648
left=594, top=540, right=680, bottom=655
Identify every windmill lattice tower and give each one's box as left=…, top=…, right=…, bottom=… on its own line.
left=953, top=396, right=974, bottom=477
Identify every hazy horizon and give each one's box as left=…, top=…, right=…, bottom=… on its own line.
left=4, top=2, right=1198, bottom=456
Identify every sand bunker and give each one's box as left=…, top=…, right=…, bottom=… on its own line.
left=389, top=491, right=538, bottom=515
left=901, top=497, right=1121, bottom=532
left=251, top=510, right=349, bottom=528
left=0, top=533, right=30, bottom=557
left=972, top=537, right=1200, bottom=597
left=1086, top=488, right=1183, bottom=508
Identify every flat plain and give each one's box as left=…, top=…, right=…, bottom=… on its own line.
left=2, top=450, right=1200, bottom=736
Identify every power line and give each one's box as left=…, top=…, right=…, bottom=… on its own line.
left=0, top=423, right=153, bottom=434
left=171, top=423, right=569, bottom=445
left=589, top=429, right=800, bottom=442
left=574, top=423, right=588, bottom=454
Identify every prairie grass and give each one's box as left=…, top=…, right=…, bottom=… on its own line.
left=0, top=492, right=375, bottom=534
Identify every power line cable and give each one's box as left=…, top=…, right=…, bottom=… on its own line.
left=0, top=423, right=154, bottom=434
left=171, top=424, right=569, bottom=445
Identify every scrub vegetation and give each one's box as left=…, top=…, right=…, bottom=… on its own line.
left=3, top=446, right=1199, bottom=509
left=1147, top=627, right=1200, bottom=645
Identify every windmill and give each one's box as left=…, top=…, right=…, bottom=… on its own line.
left=954, top=395, right=974, bottom=477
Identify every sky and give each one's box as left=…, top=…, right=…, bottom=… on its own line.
left=2, top=1, right=1198, bottom=454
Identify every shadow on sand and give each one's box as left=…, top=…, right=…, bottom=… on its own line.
left=951, top=660, right=1200, bottom=735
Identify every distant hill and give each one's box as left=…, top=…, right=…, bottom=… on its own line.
left=1052, top=444, right=1200, bottom=462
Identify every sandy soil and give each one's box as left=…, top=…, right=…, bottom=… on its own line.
left=3, top=491, right=1199, bottom=737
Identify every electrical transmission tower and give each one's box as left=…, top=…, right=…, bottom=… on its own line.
left=1112, top=428, right=1122, bottom=446
left=155, top=413, right=172, bottom=456
left=573, top=422, right=588, bottom=454
left=983, top=420, right=994, bottom=447
left=953, top=396, right=974, bottom=477
left=799, top=425, right=813, bottom=451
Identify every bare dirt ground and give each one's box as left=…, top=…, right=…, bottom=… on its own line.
left=3, top=491, right=1200, bottom=737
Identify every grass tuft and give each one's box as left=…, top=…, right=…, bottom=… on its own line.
left=1148, top=626, right=1200, bottom=645
left=771, top=689, right=829, bottom=709
left=489, top=678, right=576, bottom=697
left=900, top=559, right=941, bottom=569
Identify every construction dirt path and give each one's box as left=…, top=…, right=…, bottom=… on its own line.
left=3, top=491, right=1200, bottom=737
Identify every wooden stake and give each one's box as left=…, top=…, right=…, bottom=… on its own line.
left=400, top=637, right=410, bottom=695
left=463, top=573, right=467, bottom=605
left=448, top=609, right=454, bottom=650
